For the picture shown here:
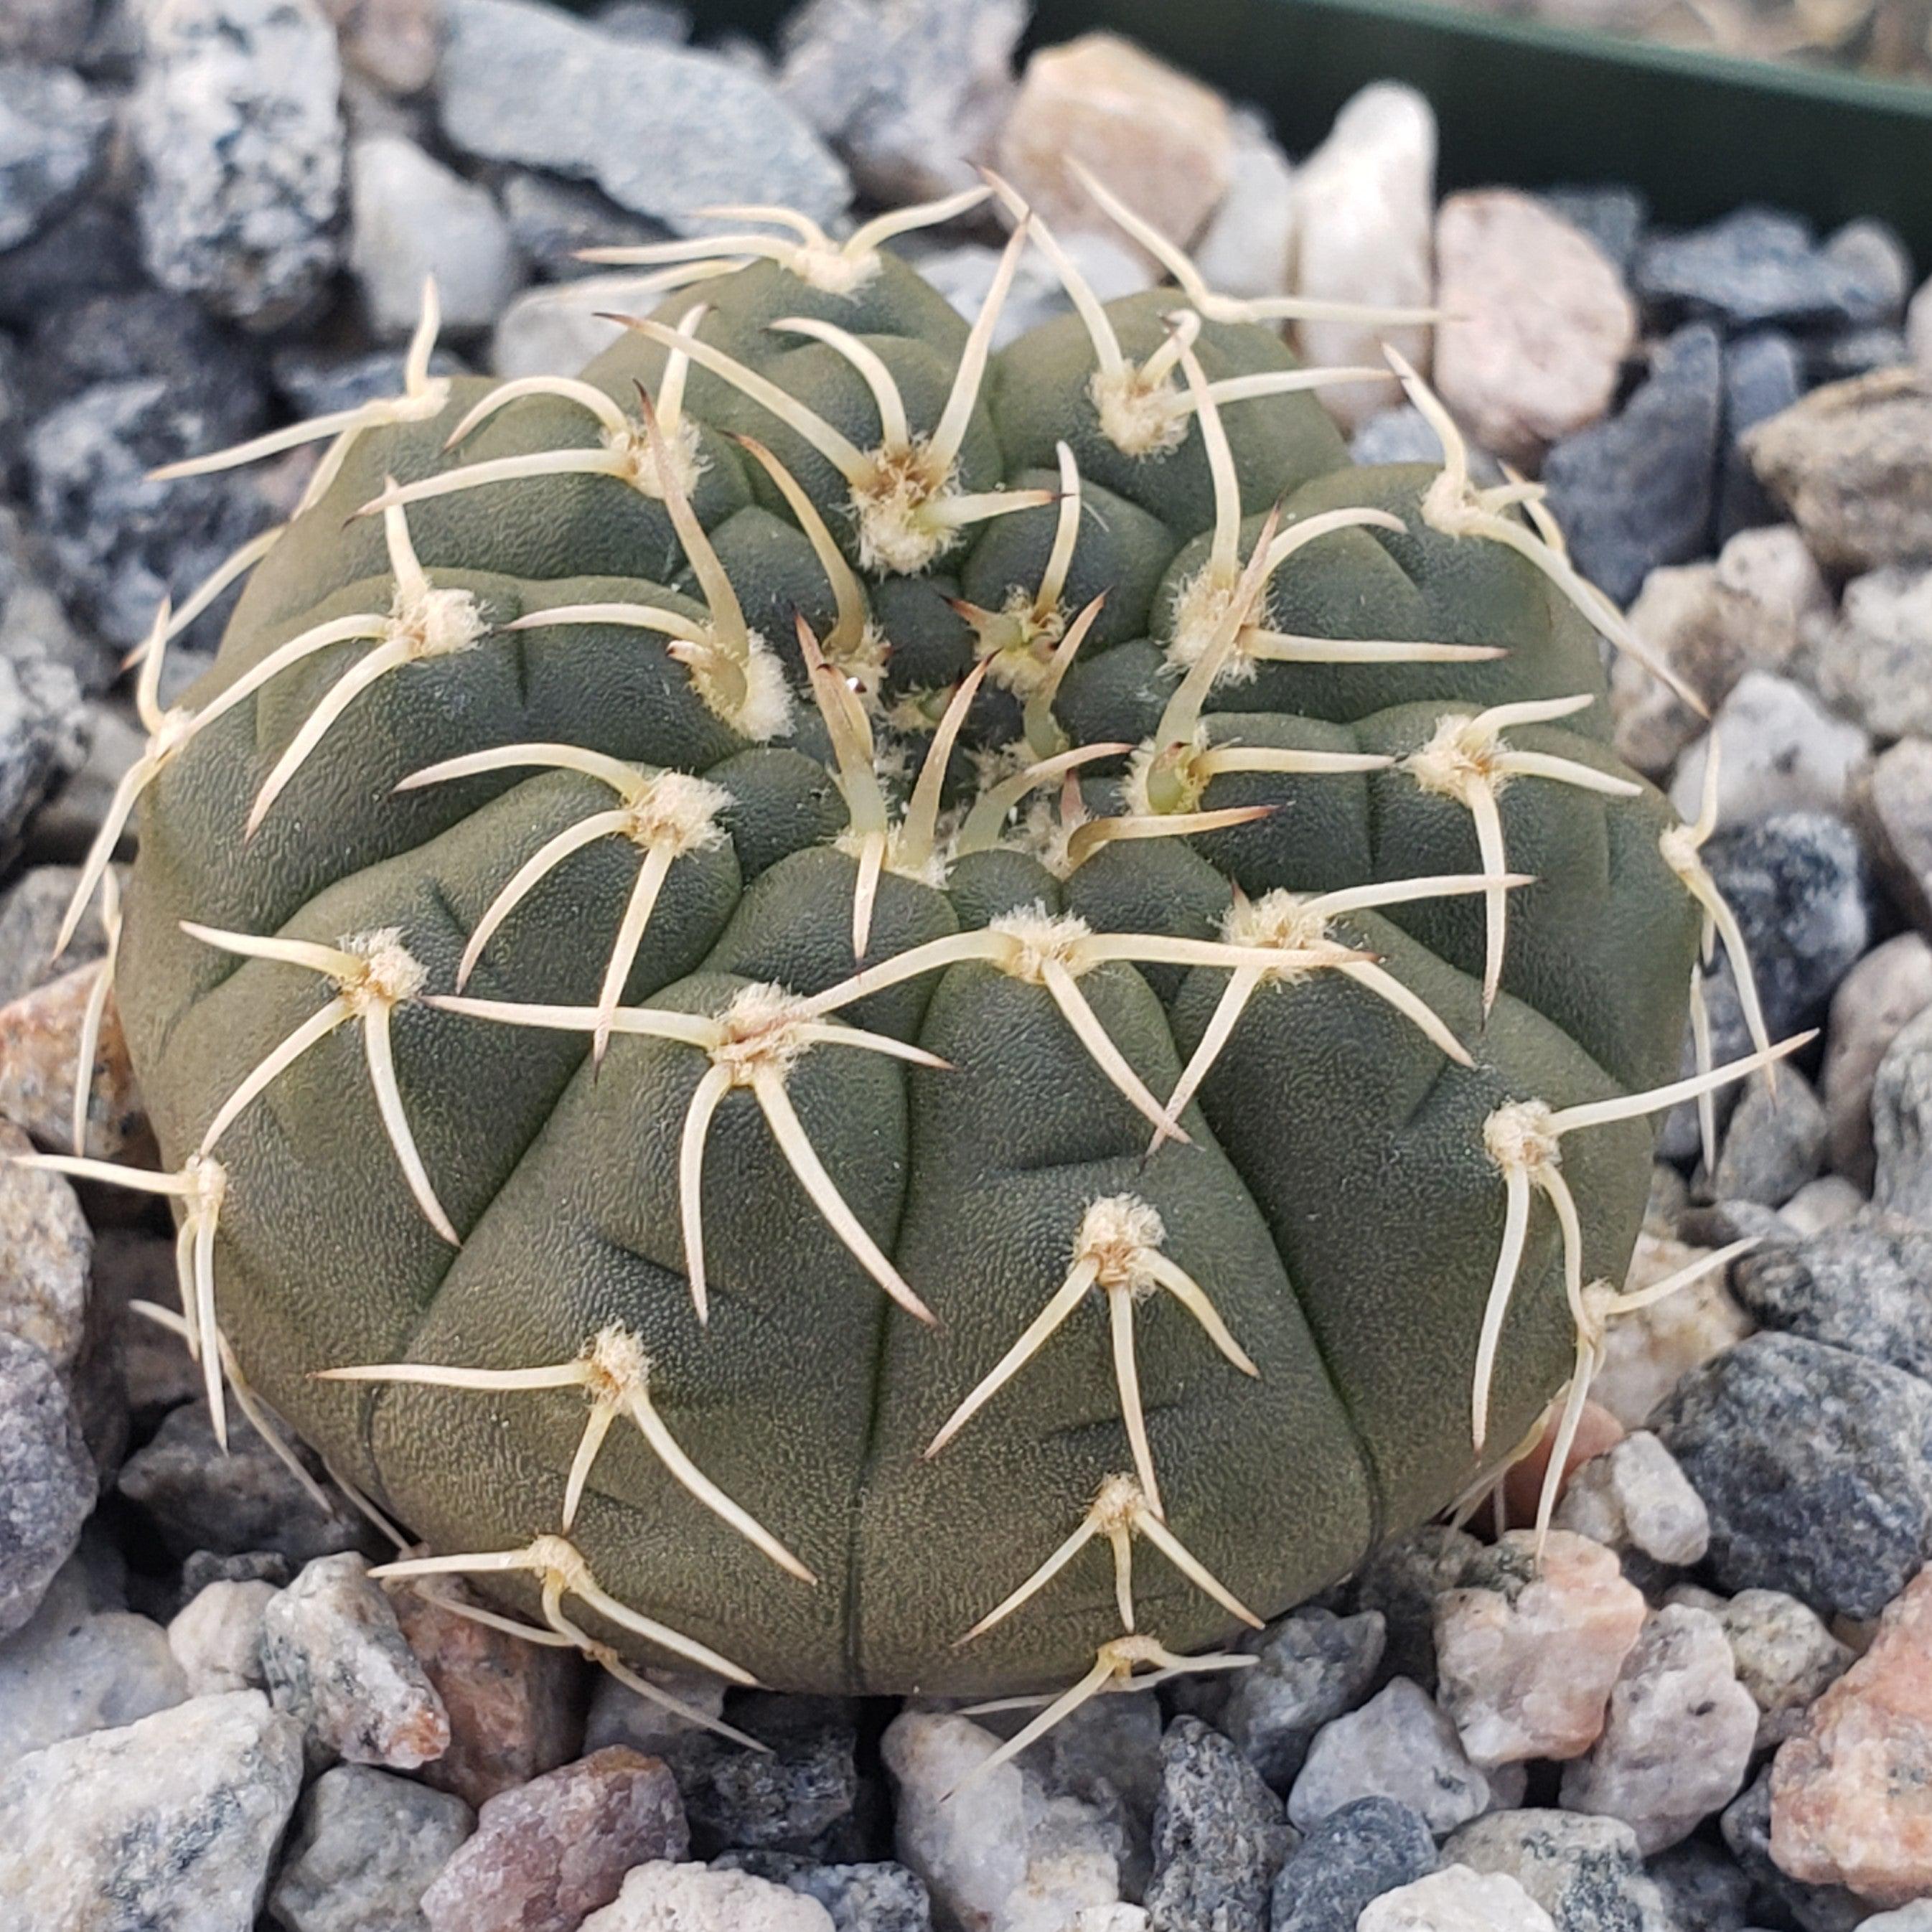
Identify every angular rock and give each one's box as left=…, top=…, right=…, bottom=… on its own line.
left=496, top=172, right=665, bottom=284
left=1351, top=1529, right=1481, bottom=1692
left=1852, top=738, right=1932, bottom=938
left=1656, top=1330, right=1932, bottom=1619
left=1643, top=1838, right=1753, bottom=1932
left=349, top=133, right=522, bottom=339
left=583, top=1860, right=834, bottom=1931
left=1590, top=1230, right=1755, bottom=1428
left=994, top=32, right=1230, bottom=254
left=0, top=64, right=111, bottom=253
left=1432, top=188, right=1634, bottom=464
left=1270, top=1796, right=1438, bottom=1932
left=1290, top=1677, right=1491, bottom=1837
left=1771, top=1564, right=1932, bottom=1905
left=0, top=644, right=84, bottom=871
left=883, top=1710, right=1131, bottom=1932
left=1670, top=1583, right=1854, bottom=1750
left=1668, top=677, right=1866, bottom=833
left=1289, top=83, right=1435, bottom=431
left=0, top=197, right=144, bottom=330
left=1557, top=1605, right=1757, bottom=1852
left=169, top=1577, right=277, bottom=1697
left=1722, top=1768, right=1867, bottom=1932
left=117, top=1397, right=370, bottom=1563
left=1817, top=566, right=1932, bottom=741
left=912, top=228, right=1152, bottom=350
left=1443, top=1811, right=1674, bottom=1932
left=390, top=1575, right=582, bottom=1807
left=0, top=1119, right=90, bottom=1371
left=1872, top=1001, right=1932, bottom=1224
left=1720, top=328, right=1805, bottom=538
left=1542, top=323, right=1722, bottom=605
left=1435, top=1533, right=1648, bottom=1768
left=713, top=1851, right=932, bottom=1932
left=272, top=1765, right=472, bottom=1931
left=1216, top=1603, right=1385, bottom=1788
left=777, top=0, right=1023, bottom=205
left=1552, top=1430, right=1709, bottom=1567
left=0, top=1689, right=304, bottom=1929
left=1358, top=1864, right=1555, bottom=1932
left=1747, top=368, right=1932, bottom=572
left=1733, top=1213, right=1932, bottom=1377
left=1192, top=108, right=1298, bottom=304
left=1613, top=524, right=1827, bottom=779
left=1823, top=935, right=1932, bottom=1187
left=1144, top=1715, right=1293, bottom=1932
left=1707, top=1066, right=1827, bottom=1206
left=0, top=960, right=143, bottom=1159
left=0, top=864, right=108, bottom=1003
left=439, top=0, right=847, bottom=233
left=673, top=1693, right=860, bottom=1857
left=1635, top=207, right=1903, bottom=332
left=0, top=1331, right=93, bottom=1640
left=128, top=0, right=347, bottom=325
left=260, top=1552, right=449, bottom=1770
left=421, top=1746, right=690, bottom=1932
left=1539, top=184, right=1647, bottom=276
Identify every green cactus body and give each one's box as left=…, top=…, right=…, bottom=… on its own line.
left=88, top=197, right=1726, bottom=1707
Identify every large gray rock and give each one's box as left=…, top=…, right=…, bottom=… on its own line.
left=1733, top=1213, right=1932, bottom=1377
left=439, top=0, right=848, bottom=233
left=1217, top=1604, right=1385, bottom=1788
left=1442, top=1811, right=1676, bottom=1932
left=1145, top=1716, right=1293, bottom=1932
left=0, top=1332, right=94, bottom=1640
left=1289, top=1679, right=1492, bottom=1837
left=0, top=64, right=111, bottom=252
left=0, top=1689, right=304, bottom=1929
left=128, top=0, right=347, bottom=325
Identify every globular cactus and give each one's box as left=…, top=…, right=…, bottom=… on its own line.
left=34, top=175, right=1789, bottom=1750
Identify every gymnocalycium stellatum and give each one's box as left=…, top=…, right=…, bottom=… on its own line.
left=27, top=172, right=1794, bottom=1771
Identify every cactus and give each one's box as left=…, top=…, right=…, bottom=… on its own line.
left=34, top=176, right=1788, bottom=1748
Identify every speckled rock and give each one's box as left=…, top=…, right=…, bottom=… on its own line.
left=128, top=0, right=347, bottom=325
left=1656, top=1331, right=1932, bottom=1621
left=1435, top=1534, right=1649, bottom=1768
left=1290, top=1679, right=1491, bottom=1837
left=1733, top=1214, right=1932, bottom=1377
left=669, top=1694, right=860, bottom=1858
left=1872, top=1003, right=1932, bottom=1225
left=1852, top=737, right=1932, bottom=941
left=1586, top=1235, right=1748, bottom=1433
left=1351, top=1529, right=1483, bottom=1691
left=0, top=1689, right=304, bottom=1930
left=1358, top=1864, right=1555, bottom=1932
left=583, top=1860, right=835, bottom=1931
left=420, top=1746, right=690, bottom=1932
left=271, top=1762, right=475, bottom=1932
left=260, top=1553, right=449, bottom=1771
left=390, top=1575, right=582, bottom=1807
left=0, top=961, right=144, bottom=1158
left=1643, top=1838, right=1753, bottom=1932
left=713, top=1851, right=933, bottom=1932
left=0, top=1331, right=93, bottom=1640
left=1722, top=1768, right=1867, bottom=1932
left=1817, top=566, right=1932, bottom=741
left=1270, top=1796, right=1438, bottom=1932
left=1443, top=1811, right=1675, bottom=1932
left=1708, top=1067, right=1827, bottom=1206
left=1143, top=1715, right=1293, bottom=1932
left=1667, top=1584, right=1854, bottom=1750
left=169, top=1578, right=276, bottom=1697
left=1668, top=677, right=1866, bottom=838
left=1823, top=935, right=1932, bottom=1188
left=1553, top=1432, right=1710, bottom=1567
left=1771, top=1564, right=1932, bottom=1906
left=1557, top=1605, right=1757, bottom=1852
left=0, top=63, right=111, bottom=253
left=1216, top=1605, right=1386, bottom=1788
left=0, top=1118, right=90, bottom=1371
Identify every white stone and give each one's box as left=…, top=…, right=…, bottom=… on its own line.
left=1432, top=188, right=1634, bottom=464
left=0, top=1690, right=304, bottom=1928
left=1819, top=565, right=1932, bottom=741
left=1554, top=1431, right=1709, bottom=1567
left=1358, top=1864, right=1556, bottom=1932
left=492, top=272, right=671, bottom=379
left=1781, top=1174, right=1866, bottom=1235
left=1191, top=108, right=1297, bottom=302
left=1590, top=1232, right=1754, bottom=1429
left=169, top=1580, right=277, bottom=1697
left=883, top=1710, right=1128, bottom=1932
left=581, top=1860, right=835, bottom=1931
left=348, top=133, right=521, bottom=338
left=1559, top=1605, right=1758, bottom=1851
left=1289, top=83, right=1435, bottom=431
left=1669, top=1584, right=1854, bottom=1749
left=1823, top=933, right=1932, bottom=1188
left=1668, top=672, right=1868, bottom=829
left=129, top=0, right=347, bottom=325
left=1288, top=1677, right=1491, bottom=1835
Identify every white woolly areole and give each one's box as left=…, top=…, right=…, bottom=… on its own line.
left=1221, top=888, right=1329, bottom=960
left=604, top=414, right=707, bottom=501
left=1483, top=1098, right=1560, bottom=1175
left=583, top=1323, right=650, bottom=1399
left=853, top=447, right=961, bottom=577
left=1089, top=365, right=1191, bottom=459
left=1657, top=821, right=1702, bottom=878
left=1075, top=1193, right=1167, bottom=1293
left=336, top=928, right=427, bottom=1009
left=1089, top=1471, right=1147, bottom=1529
left=182, top=1152, right=227, bottom=1214
left=690, top=630, right=793, bottom=744
left=625, top=771, right=731, bottom=854
left=391, top=582, right=487, bottom=660
left=1407, top=712, right=1508, bottom=802
left=988, top=906, right=1092, bottom=981
left=708, top=982, right=816, bottom=1085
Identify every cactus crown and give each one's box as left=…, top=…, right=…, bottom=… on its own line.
left=33, top=175, right=1795, bottom=1758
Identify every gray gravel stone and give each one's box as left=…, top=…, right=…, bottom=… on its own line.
left=1543, top=323, right=1722, bottom=604
left=271, top=1762, right=475, bottom=1932
left=1352, top=404, right=1506, bottom=481
left=1270, top=1796, right=1439, bottom=1932
left=0, top=1688, right=304, bottom=1929
left=1643, top=1839, right=1753, bottom=1932
left=1709, top=1066, right=1827, bottom=1206
left=0, top=197, right=144, bottom=329
left=1443, top=1811, right=1677, bottom=1932
left=1732, top=1213, right=1932, bottom=1376
left=1821, top=935, right=1932, bottom=1188
left=439, top=0, right=848, bottom=233
left=1872, top=1002, right=1932, bottom=1226
left=1635, top=207, right=1905, bottom=332
left=1719, top=329, right=1804, bottom=537
left=0, top=1331, right=94, bottom=1640
left=169, top=1577, right=277, bottom=1696
left=1290, top=1678, right=1492, bottom=1838
left=1666, top=675, right=1865, bottom=832
left=1351, top=1527, right=1482, bottom=1692
left=0, top=0, right=95, bottom=62
left=128, top=0, right=347, bottom=324
left=0, top=1121, right=90, bottom=1371
left=1552, top=1430, right=1710, bottom=1567
left=1216, top=1604, right=1386, bottom=1789
left=497, top=170, right=667, bottom=283
left=713, top=1852, right=932, bottom=1932
left=1720, top=1768, right=1867, bottom=1932
left=261, top=1552, right=450, bottom=1771
left=1145, top=1715, right=1294, bottom=1932
left=1656, top=1329, right=1932, bottom=1619
left=1539, top=184, right=1648, bottom=276
left=1666, top=1583, right=1853, bottom=1750
left=1816, top=566, right=1932, bottom=740
left=671, top=1694, right=860, bottom=1857
left=0, top=63, right=111, bottom=253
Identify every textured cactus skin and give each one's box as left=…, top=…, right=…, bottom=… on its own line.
left=113, top=252, right=1698, bottom=1697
